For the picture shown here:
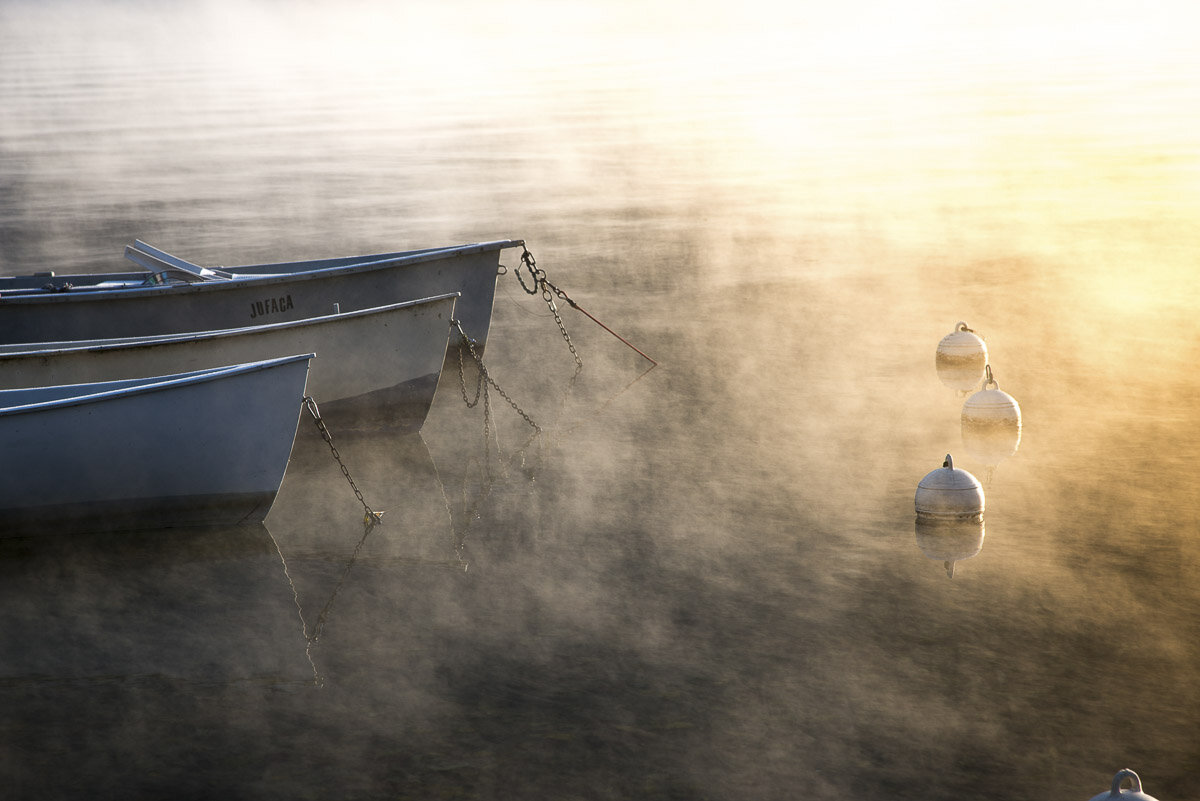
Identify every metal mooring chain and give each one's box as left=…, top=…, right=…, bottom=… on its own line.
left=448, top=319, right=545, bottom=559
left=302, top=395, right=383, bottom=528
left=453, top=320, right=542, bottom=434
left=514, top=248, right=584, bottom=374
left=456, top=343, right=485, bottom=409
left=513, top=246, right=657, bottom=367
left=306, top=520, right=374, bottom=646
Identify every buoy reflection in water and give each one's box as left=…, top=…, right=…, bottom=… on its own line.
left=914, top=516, right=985, bottom=578
left=936, top=321, right=988, bottom=392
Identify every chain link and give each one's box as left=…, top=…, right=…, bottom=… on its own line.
left=452, top=320, right=542, bottom=434
left=444, top=244, right=646, bottom=559
left=541, top=284, right=583, bottom=374
left=514, top=247, right=542, bottom=295
left=444, top=394, right=542, bottom=563
left=511, top=246, right=657, bottom=367
left=509, top=247, right=584, bottom=374
left=303, top=395, right=383, bottom=527
left=436, top=245, right=654, bottom=564
left=445, top=318, right=548, bottom=560
left=306, top=520, right=374, bottom=646
left=456, top=344, right=485, bottom=409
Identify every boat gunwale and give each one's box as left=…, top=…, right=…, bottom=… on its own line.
left=0, top=353, right=315, bottom=418
left=0, top=240, right=524, bottom=303
left=0, top=293, right=459, bottom=357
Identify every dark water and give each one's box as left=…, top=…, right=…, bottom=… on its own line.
left=3, top=2, right=1200, bottom=799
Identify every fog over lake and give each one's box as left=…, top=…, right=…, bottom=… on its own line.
left=2, top=1, right=1199, bottom=799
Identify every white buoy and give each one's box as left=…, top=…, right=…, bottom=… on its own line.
left=936, top=321, right=987, bottom=391
left=915, top=454, right=984, bottom=521
left=1086, top=769, right=1161, bottom=801
left=961, top=365, right=1022, bottom=463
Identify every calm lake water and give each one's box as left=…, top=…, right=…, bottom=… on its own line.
left=3, top=1, right=1200, bottom=799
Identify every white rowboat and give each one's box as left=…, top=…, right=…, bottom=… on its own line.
left=0, top=354, right=313, bottom=535
left=0, top=239, right=523, bottom=352
left=0, top=294, right=458, bottom=431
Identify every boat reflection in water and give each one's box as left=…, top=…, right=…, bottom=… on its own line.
left=0, top=524, right=315, bottom=686
left=0, top=367, right=512, bottom=688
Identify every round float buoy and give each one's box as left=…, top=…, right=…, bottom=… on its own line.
left=915, top=516, right=985, bottom=578
left=936, top=321, right=987, bottom=391
left=961, top=365, right=1022, bottom=463
left=1086, top=769, right=1160, bottom=801
left=915, top=454, right=984, bottom=521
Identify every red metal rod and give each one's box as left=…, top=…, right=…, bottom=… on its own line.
left=562, top=295, right=658, bottom=366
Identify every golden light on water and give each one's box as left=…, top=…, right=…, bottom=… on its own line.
left=7, top=0, right=1199, bottom=312
left=4, top=0, right=1199, bottom=439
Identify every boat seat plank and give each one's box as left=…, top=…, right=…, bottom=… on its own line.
left=125, top=242, right=233, bottom=280
left=122, top=247, right=231, bottom=282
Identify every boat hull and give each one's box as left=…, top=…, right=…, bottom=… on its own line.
left=0, top=241, right=519, bottom=353
left=0, top=355, right=312, bottom=536
left=0, top=295, right=457, bottom=432
left=0, top=492, right=281, bottom=535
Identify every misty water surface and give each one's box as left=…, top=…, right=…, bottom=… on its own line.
left=1, top=1, right=1199, bottom=799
